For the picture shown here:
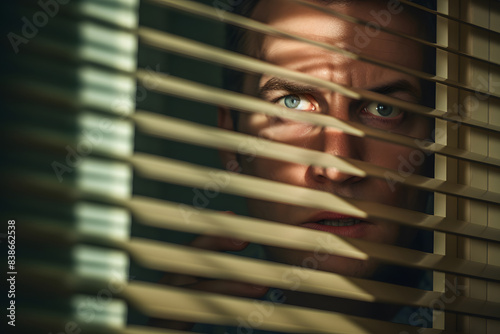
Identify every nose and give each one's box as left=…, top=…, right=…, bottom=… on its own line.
left=309, top=128, right=362, bottom=184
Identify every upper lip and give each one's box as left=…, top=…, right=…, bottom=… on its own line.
left=303, top=211, right=367, bottom=225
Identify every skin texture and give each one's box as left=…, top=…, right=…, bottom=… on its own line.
left=154, top=0, right=433, bottom=328
left=219, top=0, right=431, bottom=279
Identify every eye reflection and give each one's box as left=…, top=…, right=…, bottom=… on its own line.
left=363, top=102, right=402, bottom=118
left=276, top=94, right=316, bottom=111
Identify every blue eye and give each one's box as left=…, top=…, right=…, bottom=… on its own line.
left=284, top=95, right=300, bottom=108
left=364, top=102, right=401, bottom=118
left=277, top=94, right=315, bottom=111
left=376, top=104, right=393, bottom=116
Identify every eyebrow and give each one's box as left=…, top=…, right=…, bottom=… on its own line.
left=367, top=79, right=421, bottom=101
left=259, top=77, right=421, bottom=101
left=259, top=78, right=319, bottom=97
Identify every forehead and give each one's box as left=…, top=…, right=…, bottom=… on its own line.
left=251, top=0, right=423, bottom=71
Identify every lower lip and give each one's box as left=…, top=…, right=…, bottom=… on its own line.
left=300, top=222, right=371, bottom=238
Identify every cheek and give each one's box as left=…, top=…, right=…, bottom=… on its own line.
left=242, top=154, right=307, bottom=185
left=365, top=140, right=404, bottom=169
left=259, top=123, right=320, bottom=144
left=246, top=199, right=293, bottom=224
left=243, top=158, right=308, bottom=222
left=363, top=139, right=427, bottom=206
left=364, top=139, right=427, bottom=176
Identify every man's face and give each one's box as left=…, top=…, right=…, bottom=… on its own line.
left=225, top=0, right=432, bottom=278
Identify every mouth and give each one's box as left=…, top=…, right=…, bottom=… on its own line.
left=300, top=212, right=371, bottom=238
left=315, top=218, right=362, bottom=227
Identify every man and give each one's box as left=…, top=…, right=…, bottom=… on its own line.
left=155, top=0, right=435, bottom=331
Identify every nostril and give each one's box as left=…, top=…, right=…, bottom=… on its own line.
left=309, top=165, right=358, bottom=184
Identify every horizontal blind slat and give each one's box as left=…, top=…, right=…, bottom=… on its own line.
left=399, top=0, right=499, bottom=34
left=19, top=313, right=190, bottom=334
left=291, top=0, right=500, bottom=67
left=125, top=282, right=449, bottom=334
left=127, top=237, right=500, bottom=318
left=133, top=110, right=500, bottom=204
left=137, top=27, right=500, bottom=133
left=15, top=198, right=500, bottom=288
left=16, top=196, right=500, bottom=284
left=130, top=153, right=500, bottom=243
left=136, top=70, right=500, bottom=167
left=129, top=196, right=500, bottom=281
left=144, top=0, right=500, bottom=99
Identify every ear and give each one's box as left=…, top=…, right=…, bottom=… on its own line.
left=218, top=107, right=240, bottom=172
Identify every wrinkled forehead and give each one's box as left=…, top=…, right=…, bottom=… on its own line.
left=252, top=0, right=421, bottom=33
left=250, top=0, right=423, bottom=67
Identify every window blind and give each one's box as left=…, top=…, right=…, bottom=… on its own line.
left=1, top=0, right=499, bottom=333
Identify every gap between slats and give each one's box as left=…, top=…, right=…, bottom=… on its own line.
left=144, top=0, right=500, bottom=99
left=291, top=0, right=500, bottom=67
left=130, top=153, right=500, bottom=243
left=133, top=110, right=500, bottom=205
left=135, top=70, right=500, bottom=168
left=137, top=27, right=500, bottom=134
left=16, top=218, right=500, bottom=315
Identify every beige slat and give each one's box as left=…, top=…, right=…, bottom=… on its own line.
left=124, top=281, right=449, bottom=334
left=128, top=197, right=369, bottom=262
left=124, top=326, right=193, bottom=334
left=15, top=199, right=500, bottom=282
left=129, top=196, right=500, bottom=282
left=19, top=313, right=190, bottom=334
left=18, top=263, right=443, bottom=334
left=131, top=152, right=366, bottom=218
left=348, top=157, right=500, bottom=204
left=7, top=151, right=500, bottom=247
left=486, top=3, right=500, bottom=334
left=292, top=0, right=500, bottom=67
left=127, top=237, right=500, bottom=318
left=21, top=264, right=449, bottom=333
left=133, top=110, right=500, bottom=205
left=132, top=111, right=365, bottom=177
left=136, top=70, right=500, bottom=168
left=399, top=0, right=500, bottom=34
left=130, top=152, right=500, bottom=243
left=8, top=102, right=500, bottom=205
left=145, top=0, right=500, bottom=100
left=135, top=70, right=363, bottom=136
left=138, top=27, right=500, bottom=134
